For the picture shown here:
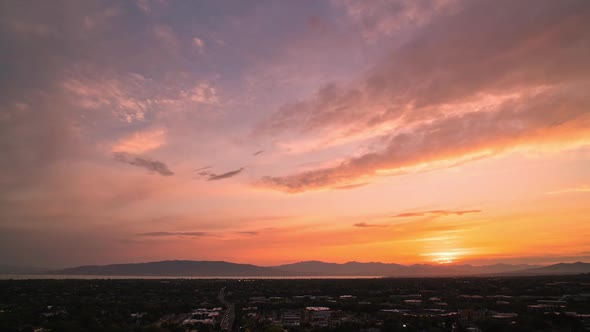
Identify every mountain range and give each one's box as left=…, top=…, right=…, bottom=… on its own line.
left=22, top=260, right=590, bottom=277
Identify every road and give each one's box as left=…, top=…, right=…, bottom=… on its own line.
left=218, top=286, right=235, bottom=331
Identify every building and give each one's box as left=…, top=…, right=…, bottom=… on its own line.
left=282, top=310, right=301, bottom=327
left=305, top=307, right=331, bottom=327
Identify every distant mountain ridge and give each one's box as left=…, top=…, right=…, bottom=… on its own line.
left=37, top=260, right=590, bottom=277
left=271, top=261, right=542, bottom=276
left=54, top=260, right=286, bottom=276
left=506, top=262, right=590, bottom=275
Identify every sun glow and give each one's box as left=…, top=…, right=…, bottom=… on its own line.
left=424, top=251, right=459, bottom=265
left=435, top=256, right=455, bottom=264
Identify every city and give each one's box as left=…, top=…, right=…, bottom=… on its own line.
left=2, top=274, right=590, bottom=331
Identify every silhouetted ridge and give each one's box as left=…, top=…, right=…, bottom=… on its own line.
left=47, top=260, right=590, bottom=277
left=54, top=260, right=286, bottom=276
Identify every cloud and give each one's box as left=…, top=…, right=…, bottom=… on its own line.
left=253, top=150, right=264, bottom=156
left=546, top=185, right=590, bottom=195
left=183, top=82, right=219, bottom=105
left=62, top=71, right=221, bottom=124
left=112, top=128, right=167, bottom=154
left=113, top=152, right=174, bottom=176
left=135, top=0, right=154, bottom=13
left=394, top=212, right=428, bottom=218
left=137, top=231, right=211, bottom=237
left=392, top=210, right=481, bottom=218
left=254, top=0, right=590, bottom=192
left=153, top=24, right=177, bottom=48
left=138, top=230, right=261, bottom=237
left=257, top=84, right=590, bottom=192
left=82, top=6, right=121, bottom=30
left=236, top=231, right=259, bottom=236
left=194, top=166, right=212, bottom=172
left=193, top=37, right=205, bottom=53
left=207, top=168, right=244, bottom=181
left=353, top=222, right=389, bottom=228
left=351, top=209, right=481, bottom=229
left=62, top=74, right=150, bottom=123
left=335, top=0, right=459, bottom=42
left=258, top=0, right=590, bottom=139
left=331, top=183, right=368, bottom=190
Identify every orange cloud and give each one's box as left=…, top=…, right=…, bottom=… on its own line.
left=138, top=231, right=211, bottom=237
left=353, top=222, right=389, bottom=228
left=331, top=183, right=369, bottom=190
left=258, top=86, right=590, bottom=192
left=112, top=128, right=167, bottom=154
left=546, top=185, right=590, bottom=195
left=393, top=210, right=481, bottom=218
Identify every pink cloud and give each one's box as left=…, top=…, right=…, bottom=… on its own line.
left=62, top=71, right=221, bottom=123
left=335, top=0, right=459, bottom=42
left=193, top=37, right=205, bottom=53
left=257, top=87, right=590, bottom=192
left=256, top=0, right=590, bottom=192
left=256, top=0, right=590, bottom=141
left=112, top=128, right=167, bottom=154
left=353, top=222, right=389, bottom=228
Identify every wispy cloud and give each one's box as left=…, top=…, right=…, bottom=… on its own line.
left=257, top=86, right=590, bottom=192
left=392, top=210, right=482, bottom=218
left=546, top=185, right=590, bottom=195
left=336, top=0, right=459, bottom=42
left=255, top=0, right=590, bottom=192
left=135, top=0, right=152, bottom=13
left=194, top=166, right=212, bottom=172
left=138, top=230, right=261, bottom=238
left=332, top=183, right=369, bottom=190
left=137, top=231, right=211, bottom=237
left=113, top=152, right=174, bottom=176
left=62, top=72, right=221, bottom=124
left=184, top=82, right=219, bottom=105
left=207, top=168, right=244, bottom=181
left=253, top=150, right=264, bottom=156
left=353, top=222, right=389, bottom=228
left=153, top=24, right=177, bottom=48
left=236, top=231, right=259, bottom=236
left=258, top=1, right=590, bottom=139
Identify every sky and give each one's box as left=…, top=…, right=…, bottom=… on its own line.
left=1, top=0, right=589, bottom=268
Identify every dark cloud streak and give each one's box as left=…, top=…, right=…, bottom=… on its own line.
left=137, top=231, right=210, bottom=237
left=207, top=167, right=244, bottom=181
left=113, top=152, right=174, bottom=176
left=236, top=231, right=259, bottom=236
left=353, top=222, right=389, bottom=228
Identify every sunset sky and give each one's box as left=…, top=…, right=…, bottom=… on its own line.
left=1, top=0, right=589, bottom=268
